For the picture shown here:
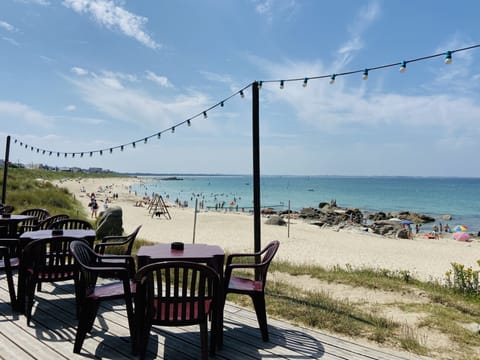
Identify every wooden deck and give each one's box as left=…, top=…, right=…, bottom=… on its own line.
left=0, top=278, right=430, bottom=360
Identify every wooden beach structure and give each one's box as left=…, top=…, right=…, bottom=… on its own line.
left=0, top=279, right=428, bottom=359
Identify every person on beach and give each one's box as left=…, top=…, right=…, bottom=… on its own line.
left=444, top=224, right=450, bottom=233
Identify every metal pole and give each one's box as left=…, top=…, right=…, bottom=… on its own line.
left=288, top=200, right=291, bottom=238
left=192, top=197, right=198, bottom=244
left=252, top=82, right=261, bottom=255
left=2, top=136, right=11, bottom=204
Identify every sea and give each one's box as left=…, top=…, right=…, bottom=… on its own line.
left=130, top=175, right=480, bottom=234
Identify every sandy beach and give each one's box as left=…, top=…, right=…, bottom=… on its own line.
left=58, top=176, right=480, bottom=283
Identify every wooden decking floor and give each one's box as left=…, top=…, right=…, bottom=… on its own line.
left=0, top=277, right=430, bottom=360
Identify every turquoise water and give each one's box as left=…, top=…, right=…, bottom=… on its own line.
left=132, top=175, right=480, bottom=233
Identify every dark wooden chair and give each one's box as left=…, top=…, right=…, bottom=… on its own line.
left=223, top=240, right=280, bottom=341
left=134, top=261, right=220, bottom=360
left=22, top=236, right=91, bottom=324
left=0, top=205, right=15, bottom=236
left=0, top=244, right=16, bottom=309
left=94, top=225, right=142, bottom=255
left=18, top=208, right=51, bottom=234
left=37, top=214, right=70, bottom=230
left=48, top=218, right=94, bottom=230
left=69, top=240, right=136, bottom=354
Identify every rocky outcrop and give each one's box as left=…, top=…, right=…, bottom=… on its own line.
left=96, top=206, right=123, bottom=239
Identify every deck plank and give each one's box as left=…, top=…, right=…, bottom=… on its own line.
left=0, top=275, right=431, bottom=359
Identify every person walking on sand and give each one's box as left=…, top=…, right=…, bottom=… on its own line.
left=90, top=198, right=99, bottom=218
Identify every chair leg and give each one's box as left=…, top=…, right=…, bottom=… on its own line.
left=199, top=319, right=209, bottom=360
left=137, top=322, right=152, bottom=360
left=2, top=252, right=16, bottom=308
left=74, top=300, right=99, bottom=353
left=25, top=278, right=38, bottom=325
left=251, top=293, right=269, bottom=341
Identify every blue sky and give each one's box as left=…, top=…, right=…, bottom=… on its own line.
left=1, top=0, right=480, bottom=176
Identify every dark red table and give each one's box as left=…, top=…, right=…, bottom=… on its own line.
left=0, top=214, right=36, bottom=238
left=14, top=229, right=96, bottom=312
left=136, top=243, right=225, bottom=346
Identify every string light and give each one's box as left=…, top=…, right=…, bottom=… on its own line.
left=12, top=44, right=479, bottom=160
left=157, top=132, right=161, bottom=139
left=187, top=119, right=191, bottom=127
left=445, top=51, right=452, bottom=64
left=144, top=138, right=148, bottom=144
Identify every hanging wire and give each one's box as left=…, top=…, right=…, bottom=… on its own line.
left=12, top=44, right=480, bottom=158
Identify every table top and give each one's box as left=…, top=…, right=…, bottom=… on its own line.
left=20, top=229, right=96, bottom=240
left=0, top=214, right=36, bottom=222
left=137, top=243, right=224, bottom=261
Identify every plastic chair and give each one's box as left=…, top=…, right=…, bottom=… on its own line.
left=18, top=208, right=51, bottom=234
left=94, top=225, right=142, bottom=256
left=134, top=261, right=220, bottom=360
left=22, top=236, right=91, bottom=324
left=37, top=214, right=70, bottom=230
left=223, top=240, right=280, bottom=341
left=48, top=218, right=94, bottom=230
left=0, top=244, right=16, bottom=308
left=69, top=240, right=136, bottom=354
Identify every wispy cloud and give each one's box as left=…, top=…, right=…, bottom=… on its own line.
left=1, top=36, right=20, bottom=47
left=67, top=70, right=213, bottom=130
left=253, top=0, right=297, bottom=24
left=65, top=104, right=76, bottom=111
left=71, top=66, right=89, bottom=76
left=14, top=0, right=50, bottom=6
left=145, top=71, right=172, bottom=88
left=0, top=21, right=16, bottom=32
left=0, top=101, right=53, bottom=128
left=63, top=0, right=160, bottom=49
left=334, top=0, right=380, bottom=70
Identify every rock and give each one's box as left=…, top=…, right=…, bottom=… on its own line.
left=265, top=215, right=286, bottom=226
left=397, top=229, right=410, bottom=239
left=96, top=206, right=123, bottom=239
left=442, top=214, right=452, bottom=221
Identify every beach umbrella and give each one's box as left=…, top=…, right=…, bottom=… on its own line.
left=400, top=220, right=414, bottom=225
left=453, top=225, right=468, bottom=232
left=453, top=231, right=471, bottom=242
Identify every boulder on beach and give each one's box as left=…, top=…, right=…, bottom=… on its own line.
left=265, top=215, right=286, bottom=226
left=96, top=206, right=123, bottom=239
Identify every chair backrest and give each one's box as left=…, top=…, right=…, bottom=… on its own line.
left=135, top=261, right=220, bottom=326
left=38, top=214, right=70, bottom=230
left=123, top=225, right=142, bottom=255
left=49, top=218, right=94, bottom=230
left=20, top=208, right=51, bottom=221
left=70, top=240, right=99, bottom=296
left=22, top=236, right=87, bottom=283
left=256, top=240, right=280, bottom=287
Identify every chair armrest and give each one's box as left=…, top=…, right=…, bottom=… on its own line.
left=94, top=236, right=130, bottom=254
left=97, top=254, right=136, bottom=277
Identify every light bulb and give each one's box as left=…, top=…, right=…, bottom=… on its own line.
left=258, top=81, right=262, bottom=89
left=187, top=119, right=191, bottom=127
left=203, top=111, right=208, bottom=119
left=240, top=90, right=245, bottom=98
left=445, top=51, right=452, bottom=64
left=302, top=78, right=308, bottom=87
left=399, top=61, right=407, bottom=73
left=329, top=74, right=336, bottom=85
left=280, top=80, right=284, bottom=89
left=362, top=69, right=368, bottom=80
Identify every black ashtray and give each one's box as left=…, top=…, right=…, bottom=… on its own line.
left=1, top=213, right=11, bottom=218
left=52, top=229, right=63, bottom=236
left=171, top=242, right=184, bottom=250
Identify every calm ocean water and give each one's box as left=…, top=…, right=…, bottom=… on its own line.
left=131, top=175, right=480, bottom=233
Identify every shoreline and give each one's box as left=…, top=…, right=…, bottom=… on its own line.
left=57, top=176, right=480, bottom=283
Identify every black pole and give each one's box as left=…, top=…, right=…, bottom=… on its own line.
left=252, top=82, right=261, bottom=255
left=2, top=135, right=10, bottom=205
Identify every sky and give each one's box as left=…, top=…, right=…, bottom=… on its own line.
left=1, top=0, right=480, bottom=177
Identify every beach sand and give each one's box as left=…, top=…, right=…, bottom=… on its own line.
left=58, top=176, right=480, bottom=282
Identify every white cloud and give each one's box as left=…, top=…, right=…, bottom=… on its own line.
left=253, top=0, right=297, bottom=24
left=0, top=21, right=16, bottom=32
left=145, top=71, right=172, bottom=88
left=65, top=105, right=77, bottom=111
left=14, top=0, right=50, bottom=5
left=71, top=66, right=89, bottom=75
left=63, top=0, right=160, bottom=49
left=1, top=36, right=20, bottom=47
left=67, top=71, right=213, bottom=130
left=0, top=101, right=53, bottom=128
left=334, top=1, right=380, bottom=70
